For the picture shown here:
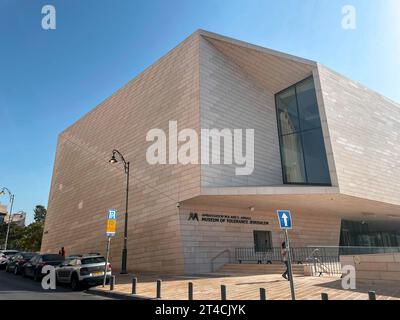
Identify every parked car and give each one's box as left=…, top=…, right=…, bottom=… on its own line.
left=22, top=254, right=65, bottom=281
left=0, top=250, right=19, bottom=269
left=5, top=252, right=37, bottom=274
left=56, top=254, right=111, bottom=290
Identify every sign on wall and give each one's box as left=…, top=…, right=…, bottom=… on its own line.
left=187, top=212, right=269, bottom=225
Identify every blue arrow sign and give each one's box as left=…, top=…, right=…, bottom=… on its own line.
left=277, top=210, right=292, bottom=229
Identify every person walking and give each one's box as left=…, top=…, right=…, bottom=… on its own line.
left=58, top=247, right=65, bottom=257
left=281, top=242, right=290, bottom=281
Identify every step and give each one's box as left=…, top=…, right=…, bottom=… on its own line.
left=217, top=263, right=305, bottom=275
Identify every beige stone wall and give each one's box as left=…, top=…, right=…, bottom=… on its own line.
left=42, top=32, right=202, bottom=273
left=180, top=204, right=341, bottom=274
left=317, top=65, right=400, bottom=205
left=199, top=37, right=283, bottom=187
left=341, top=253, right=400, bottom=285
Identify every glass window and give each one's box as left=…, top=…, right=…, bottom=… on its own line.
left=82, top=257, right=106, bottom=264
left=275, top=76, right=331, bottom=185
left=301, top=128, right=331, bottom=184
left=280, top=133, right=306, bottom=183
left=276, top=87, right=300, bottom=135
left=296, top=77, right=321, bottom=131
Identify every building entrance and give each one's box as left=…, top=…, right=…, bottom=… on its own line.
left=253, top=230, right=272, bottom=252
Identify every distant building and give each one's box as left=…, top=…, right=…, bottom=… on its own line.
left=4, top=211, right=27, bottom=227
left=0, top=209, right=26, bottom=227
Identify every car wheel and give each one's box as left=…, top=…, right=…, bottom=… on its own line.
left=71, top=274, right=80, bottom=291
left=14, top=266, right=19, bottom=275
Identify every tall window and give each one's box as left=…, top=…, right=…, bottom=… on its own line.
left=275, top=77, right=331, bottom=185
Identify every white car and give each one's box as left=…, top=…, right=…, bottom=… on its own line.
left=55, top=254, right=112, bottom=290
left=0, top=250, right=19, bottom=269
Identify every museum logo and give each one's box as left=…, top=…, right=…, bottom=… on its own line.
left=146, top=121, right=254, bottom=175
left=188, top=212, right=199, bottom=221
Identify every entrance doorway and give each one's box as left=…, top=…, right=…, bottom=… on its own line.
left=253, top=230, right=272, bottom=252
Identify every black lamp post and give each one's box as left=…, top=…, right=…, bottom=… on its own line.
left=0, top=187, right=15, bottom=250
left=109, top=149, right=130, bottom=274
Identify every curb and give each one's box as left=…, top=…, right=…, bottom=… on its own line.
left=86, top=287, right=154, bottom=300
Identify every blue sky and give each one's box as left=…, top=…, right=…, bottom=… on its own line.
left=0, top=0, right=399, bottom=223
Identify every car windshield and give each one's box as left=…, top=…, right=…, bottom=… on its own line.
left=81, top=257, right=105, bottom=264
left=22, top=253, right=36, bottom=259
left=42, top=254, right=64, bottom=261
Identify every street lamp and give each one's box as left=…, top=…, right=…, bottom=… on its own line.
left=108, top=149, right=130, bottom=274
left=0, top=187, right=15, bottom=250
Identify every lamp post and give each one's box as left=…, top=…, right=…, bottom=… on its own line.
left=109, top=149, right=130, bottom=274
left=0, top=187, right=15, bottom=250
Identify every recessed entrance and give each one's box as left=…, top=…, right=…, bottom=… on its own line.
left=253, top=230, right=272, bottom=252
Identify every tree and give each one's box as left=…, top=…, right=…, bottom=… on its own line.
left=33, top=205, right=47, bottom=223
left=0, top=205, right=47, bottom=251
left=16, top=222, right=44, bottom=251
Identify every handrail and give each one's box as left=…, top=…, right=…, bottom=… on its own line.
left=211, top=249, right=231, bottom=272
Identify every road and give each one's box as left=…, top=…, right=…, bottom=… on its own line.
left=0, top=268, right=113, bottom=300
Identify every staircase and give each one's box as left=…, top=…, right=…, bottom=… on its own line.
left=217, top=263, right=305, bottom=275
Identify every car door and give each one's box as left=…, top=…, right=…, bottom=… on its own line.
left=10, top=254, right=21, bottom=271
left=56, top=259, right=72, bottom=283
left=65, top=259, right=78, bottom=282
left=24, top=256, right=37, bottom=276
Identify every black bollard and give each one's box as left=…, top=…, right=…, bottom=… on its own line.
left=221, top=285, right=227, bottom=300
left=368, top=291, right=376, bottom=300
left=321, top=293, right=329, bottom=300
left=260, top=288, right=266, bottom=300
left=131, top=277, right=137, bottom=295
left=188, top=282, right=193, bottom=300
left=110, top=275, right=115, bottom=291
left=156, top=279, right=162, bottom=299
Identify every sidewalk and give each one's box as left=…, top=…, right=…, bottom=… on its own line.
left=89, top=273, right=400, bottom=300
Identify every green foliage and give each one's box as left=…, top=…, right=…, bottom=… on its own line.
left=0, top=205, right=47, bottom=251
left=33, top=205, right=46, bottom=223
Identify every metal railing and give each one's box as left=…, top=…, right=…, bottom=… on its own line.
left=235, top=246, right=400, bottom=277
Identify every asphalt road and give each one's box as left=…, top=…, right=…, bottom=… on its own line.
left=0, top=268, right=113, bottom=300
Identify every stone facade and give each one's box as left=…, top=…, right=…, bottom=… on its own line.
left=42, top=30, right=400, bottom=275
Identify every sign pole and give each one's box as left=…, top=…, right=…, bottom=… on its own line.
left=103, top=236, right=111, bottom=287
left=285, top=228, right=296, bottom=300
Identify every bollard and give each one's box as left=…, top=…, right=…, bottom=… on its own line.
left=110, top=275, right=115, bottom=291
left=221, top=285, right=227, bottom=300
left=321, top=293, right=329, bottom=300
left=259, top=288, right=266, bottom=300
left=368, top=291, right=376, bottom=300
left=188, top=282, right=193, bottom=300
left=156, top=279, right=162, bottom=299
left=131, top=277, right=137, bottom=295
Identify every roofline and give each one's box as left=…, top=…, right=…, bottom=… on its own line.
left=197, top=29, right=318, bottom=67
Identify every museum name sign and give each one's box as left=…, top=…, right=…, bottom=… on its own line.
left=188, top=212, right=268, bottom=225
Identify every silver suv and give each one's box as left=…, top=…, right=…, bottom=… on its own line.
left=55, top=254, right=111, bottom=290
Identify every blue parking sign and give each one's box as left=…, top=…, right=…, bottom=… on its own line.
left=277, top=210, right=292, bottom=229
left=108, top=209, right=117, bottom=220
